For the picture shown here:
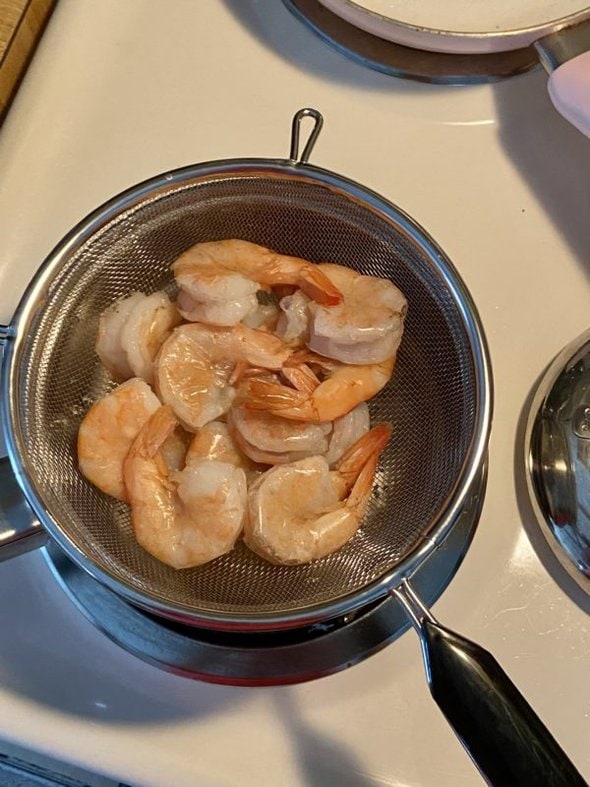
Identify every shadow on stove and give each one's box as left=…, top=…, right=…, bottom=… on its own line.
left=222, top=0, right=452, bottom=91
left=0, top=553, right=241, bottom=723
left=492, top=74, right=590, bottom=280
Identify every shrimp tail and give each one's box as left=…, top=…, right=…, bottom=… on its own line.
left=336, top=423, right=392, bottom=493
left=241, top=378, right=310, bottom=413
left=229, top=360, right=250, bottom=386
left=297, top=265, right=343, bottom=307
left=345, top=452, right=379, bottom=517
left=281, top=363, right=321, bottom=394
left=127, top=406, right=177, bottom=461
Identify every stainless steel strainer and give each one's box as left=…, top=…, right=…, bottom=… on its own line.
left=0, top=109, right=488, bottom=628
left=0, top=109, right=583, bottom=785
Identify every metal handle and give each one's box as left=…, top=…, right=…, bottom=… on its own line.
left=0, top=324, right=12, bottom=344
left=289, top=108, right=324, bottom=164
left=535, top=21, right=590, bottom=139
left=0, top=323, right=47, bottom=559
left=535, top=20, right=590, bottom=73
left=392, top=581, right=586, bottom=786
left=0, top=456, right=47, bottom=560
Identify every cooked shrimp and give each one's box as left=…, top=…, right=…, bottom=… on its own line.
left=175, top=284, right=259, bottom=327
left=324, top=402, right=370, bottom=466
left=307, top=263, right=407, bottom=365
left=96, top=292, right=145, bottom=380
left=123, top=406, right=247, bottom=569
left=95, top=291, right=180, bottom=384
left=77, top=378, right=161, bottom=501
left=244, top=424, right=392, bottom=564
left=186, top=420, right=261, bottom=478
left=228, top=404, right=331, bottom=465
left=160, top=427, right=192, bottom=472
left=241, top=352, right=395, bottom=423
left=120, top=291, right=181, bottom=385
left=275, top=290, right=311, bottom=346
left=171, top=239, right=342, bottom=327
left=154, top=322, right=292, bottom=431
left=240, top=289, right=281, bottom=331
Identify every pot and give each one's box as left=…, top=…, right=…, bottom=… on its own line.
left=318, top=0, right=590, bottom=137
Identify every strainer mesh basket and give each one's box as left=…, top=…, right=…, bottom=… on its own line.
left=13, top=170, right=479, bottom=619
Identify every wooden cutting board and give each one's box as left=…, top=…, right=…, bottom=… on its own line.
left=0, top=0, right=56, bottom=122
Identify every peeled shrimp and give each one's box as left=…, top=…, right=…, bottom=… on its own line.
left=171, top=239, right=342, bottom=326
left=96, top=292, right=145, bottom=380
left=186, top=420, right=261, bottom=478
left=123, top=406, right=247, bottom=569
left=241, top=352, right=395, bottom=423
left=179, top=286, right=281, bottom=331
left=160, top=427, right=192, bottom=472
left=77, top=378, right=160, bottom=501
left=244, top=424, right=392, bottom=564
left=275, top=290, right=311, bottom=346
left=324, top=402, right=370, bottom=466
left=307, top=263, right=407, bottom=365
left=121, top=291, right=181, bottom=384
left=228, top=404, right=332, bottom=465
left=154, top=322, right=292, bottom=431
left=96, top=291, right=181, bottom=384
left=240, top=290, right=281, bottom=331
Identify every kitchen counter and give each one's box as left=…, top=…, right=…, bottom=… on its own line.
left=0, top=0, right=55, bottom=120
left=0, top=1, right=589, bottom=785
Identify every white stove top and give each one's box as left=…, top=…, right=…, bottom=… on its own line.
left=0, top=1, right=589, bottom=785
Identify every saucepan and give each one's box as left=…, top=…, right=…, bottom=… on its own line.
left=0, top=108, right=585, bottom=785
left=318, top=0, right=590, bottom=137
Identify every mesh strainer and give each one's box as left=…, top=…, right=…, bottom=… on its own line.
left=0, top=109, right=582, bottom=786
left=0, top=109, right=488, bottom=629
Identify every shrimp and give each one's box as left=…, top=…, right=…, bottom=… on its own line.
left=228, top=404, right=331, bottom=465
left=275, top=290, right=311, bottom=347
left=244, top=424, right=392, bottom=564
left=171, top=239, right=342, bottom=326
left=324, top=402, right=370, bottom=466
left=175, top=285, right=258, bottom=327
left=179, top=286, right=281, bottom=331
left=186, top=420, right=261, bottom=479
left=241, top=352, right=395, bottom=423
left=160, top=427, right=193, bottom=472
left=307, top=263, right=407, bottom=365
left=240, top=289, right=281, bottom=331
left=95, top=291, right=181, bottom=384
left=96, top=292, right=145, bottom=380
left=120, top=291, right=181, bottom=385
left=77, top=378, right=161, bottom=501
left=123, top=406, right=247, bottom=569
left=154, top=322, right=292, bottom=431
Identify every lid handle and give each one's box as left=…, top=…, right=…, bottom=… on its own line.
left=289, top=108, right=324, bottom=164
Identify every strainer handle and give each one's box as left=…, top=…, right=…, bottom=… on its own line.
left=0, top=456, right=48, bottom=560
left=393, top=581, right=586, bottom=786
left=289, top=108, right=324, bottom=164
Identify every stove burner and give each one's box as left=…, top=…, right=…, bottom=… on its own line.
left=44, top=465, right=486, bottom=685
left=284, top=0, right=538, bottom=84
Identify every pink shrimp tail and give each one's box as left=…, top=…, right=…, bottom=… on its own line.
left=241, top=378, right=308, bottom=412
left=281, top=363, right=321, bottom=394
left=298, top=265, right=343, bottom=306
left=346, top=453, right=380, bottom=516
left=337, top=423, right=392, bottom=493
left=127, top=405, right=177, bottom=460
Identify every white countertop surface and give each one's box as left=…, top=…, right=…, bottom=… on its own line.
left=0, top=1, right=589, bottom=785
